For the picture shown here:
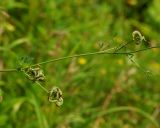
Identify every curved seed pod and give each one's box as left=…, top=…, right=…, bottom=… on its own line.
left=132, top=30, right=146, bottom=45
left=48, top=86, right=63, bottom=106
left=55, top=97, right=63, bottom=107
left=25, top=67, right=45, bottom=82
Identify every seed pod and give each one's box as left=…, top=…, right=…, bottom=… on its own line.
left=48, top=86, right=63, bottom=106
left=132, top=30, right=146, bottom=45
left=25, top=67, right=45, bottom=82
left=55, top=97, right=63, bottom=107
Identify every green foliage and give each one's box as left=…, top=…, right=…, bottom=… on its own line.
left=0, top=0, right=160, bottom=128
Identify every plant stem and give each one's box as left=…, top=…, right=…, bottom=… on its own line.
left=29, top=46, right=160, bottom=67
left=0, top=46, right=160, bottom=72
left=35, top=82, right=49, bottom=93
left=0, top=69, right=17, bottom=72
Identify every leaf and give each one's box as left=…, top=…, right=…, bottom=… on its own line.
left=9, top=38, right=30, bottom=49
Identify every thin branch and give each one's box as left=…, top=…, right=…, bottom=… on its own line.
left=113, top=41, right=130, bottom=53
left=28, top=46, right=160, bottom=67
left=35, top=82, right=49, bottom=93
left=0, top=46, right=160, bottom=72
left=0, top=69, right=17, bottom=72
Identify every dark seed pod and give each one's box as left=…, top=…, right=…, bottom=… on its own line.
left=48, top=87, right=63, bottom=106
left=25, top=67, right=45, bottom=82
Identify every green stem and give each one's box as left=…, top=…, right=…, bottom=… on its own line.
left=35, top=82, right=49, bottom=93
left=0, top=46, right=160, bottom=72
left=28, top=46, right=160, bottom=67
left=0, top=69, right=17, bottom=72
left=113, top=41, right=130, bottom=53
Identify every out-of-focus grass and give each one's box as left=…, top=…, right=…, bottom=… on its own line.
left=0, top=0, right=160, bottom=128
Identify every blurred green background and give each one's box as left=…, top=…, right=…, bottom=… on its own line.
left=0, top=0, right=160, bottom=128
